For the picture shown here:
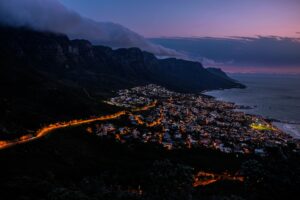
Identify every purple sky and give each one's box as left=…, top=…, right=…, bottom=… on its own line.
left=2, top=0, right=298, bottom=73
left=60, top=0, right=300, bottom=38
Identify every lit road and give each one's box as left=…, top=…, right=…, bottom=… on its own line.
left=129, top=108, right=163, bottom=127
left=0, top=111, right=127, bottom=150
left=193, top=171, right=244, bottom=187
left=0, top=101, right=158, bottom=150
left=0, top=99, right=244, bottom=187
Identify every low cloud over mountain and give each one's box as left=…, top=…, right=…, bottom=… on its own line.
left=0, top=0, right=182, bottom=57
left=151, top=36, right=300, bottom=72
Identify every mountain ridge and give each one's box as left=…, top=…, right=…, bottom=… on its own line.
left=0, top=25, right=244, bottom=137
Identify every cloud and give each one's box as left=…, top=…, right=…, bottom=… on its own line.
left=0, top=0, right=182, bottom=57
left=151, top=36, right=300, bottom=67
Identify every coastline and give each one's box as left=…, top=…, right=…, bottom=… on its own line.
left=203, top=91, right=300, bottom=140
left=202, top=73, right=300, bottom=140
left=272, top=122, right=300, bottom=139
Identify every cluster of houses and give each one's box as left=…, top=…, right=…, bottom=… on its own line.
left=89, top=85, right=299, bottom=155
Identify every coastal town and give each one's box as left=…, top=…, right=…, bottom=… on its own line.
left=1, top=84, right=298, bottom=155
left=85, top=84, right=300, bottom=156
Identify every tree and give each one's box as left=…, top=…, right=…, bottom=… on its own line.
left=145, top=159, right=194, bottom=200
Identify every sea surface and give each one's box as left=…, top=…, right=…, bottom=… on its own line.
left=204, top=74, right=300, bottom=139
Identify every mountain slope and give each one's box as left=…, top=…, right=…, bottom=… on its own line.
left=0, top=26, right=244, bottom=136
left=206, top=67, right=238, bottom=82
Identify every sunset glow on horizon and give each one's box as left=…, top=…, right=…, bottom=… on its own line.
left=59, top=0, right=300, bottom=73
left=221, top=66, right=300, bottom=74
left=60, top=0, right=300, bottom=38
left=2, top=0, right=298, bottom=74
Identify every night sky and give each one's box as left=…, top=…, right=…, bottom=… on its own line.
left=60, top=0, right=300, bottom=38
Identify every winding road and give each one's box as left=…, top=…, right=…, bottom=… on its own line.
left=0, top=99, right=244, bottom=187
left=0, top=101, right=157, bottom=150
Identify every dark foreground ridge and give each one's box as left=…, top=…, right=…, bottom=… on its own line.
left=0, top=25, right=243, bottom=136
left=0, top=85, right=299, bottom=200
left=0, top=26, right=299, bottom=200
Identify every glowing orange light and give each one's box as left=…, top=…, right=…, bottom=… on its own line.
left=0, top=101, right=157, bottom=150
left=193, top=171, right=244, bottom=187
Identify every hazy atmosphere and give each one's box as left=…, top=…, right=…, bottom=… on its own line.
left=1, top=1, right=300, bottom=200
left=1, top=0, right=299, bottom=73
left=60, top=0, right=300, bottom=38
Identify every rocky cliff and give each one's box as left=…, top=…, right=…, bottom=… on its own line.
left=0, top=26, right=244, bottom=136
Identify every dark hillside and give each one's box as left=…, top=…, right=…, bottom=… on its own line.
left=0, top=25, right=243, bottom=136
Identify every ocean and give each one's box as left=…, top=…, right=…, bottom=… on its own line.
left=203, top=73, right=300, bottom=139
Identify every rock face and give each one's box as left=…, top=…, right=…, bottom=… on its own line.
left=0, top=25, right=244, bottom=136
left=206, top=67, right=239, bottom=83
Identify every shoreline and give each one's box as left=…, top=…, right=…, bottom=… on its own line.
left=203, top=91, right=300, bottom=140
left=272, top=122, right=300, bottom=139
